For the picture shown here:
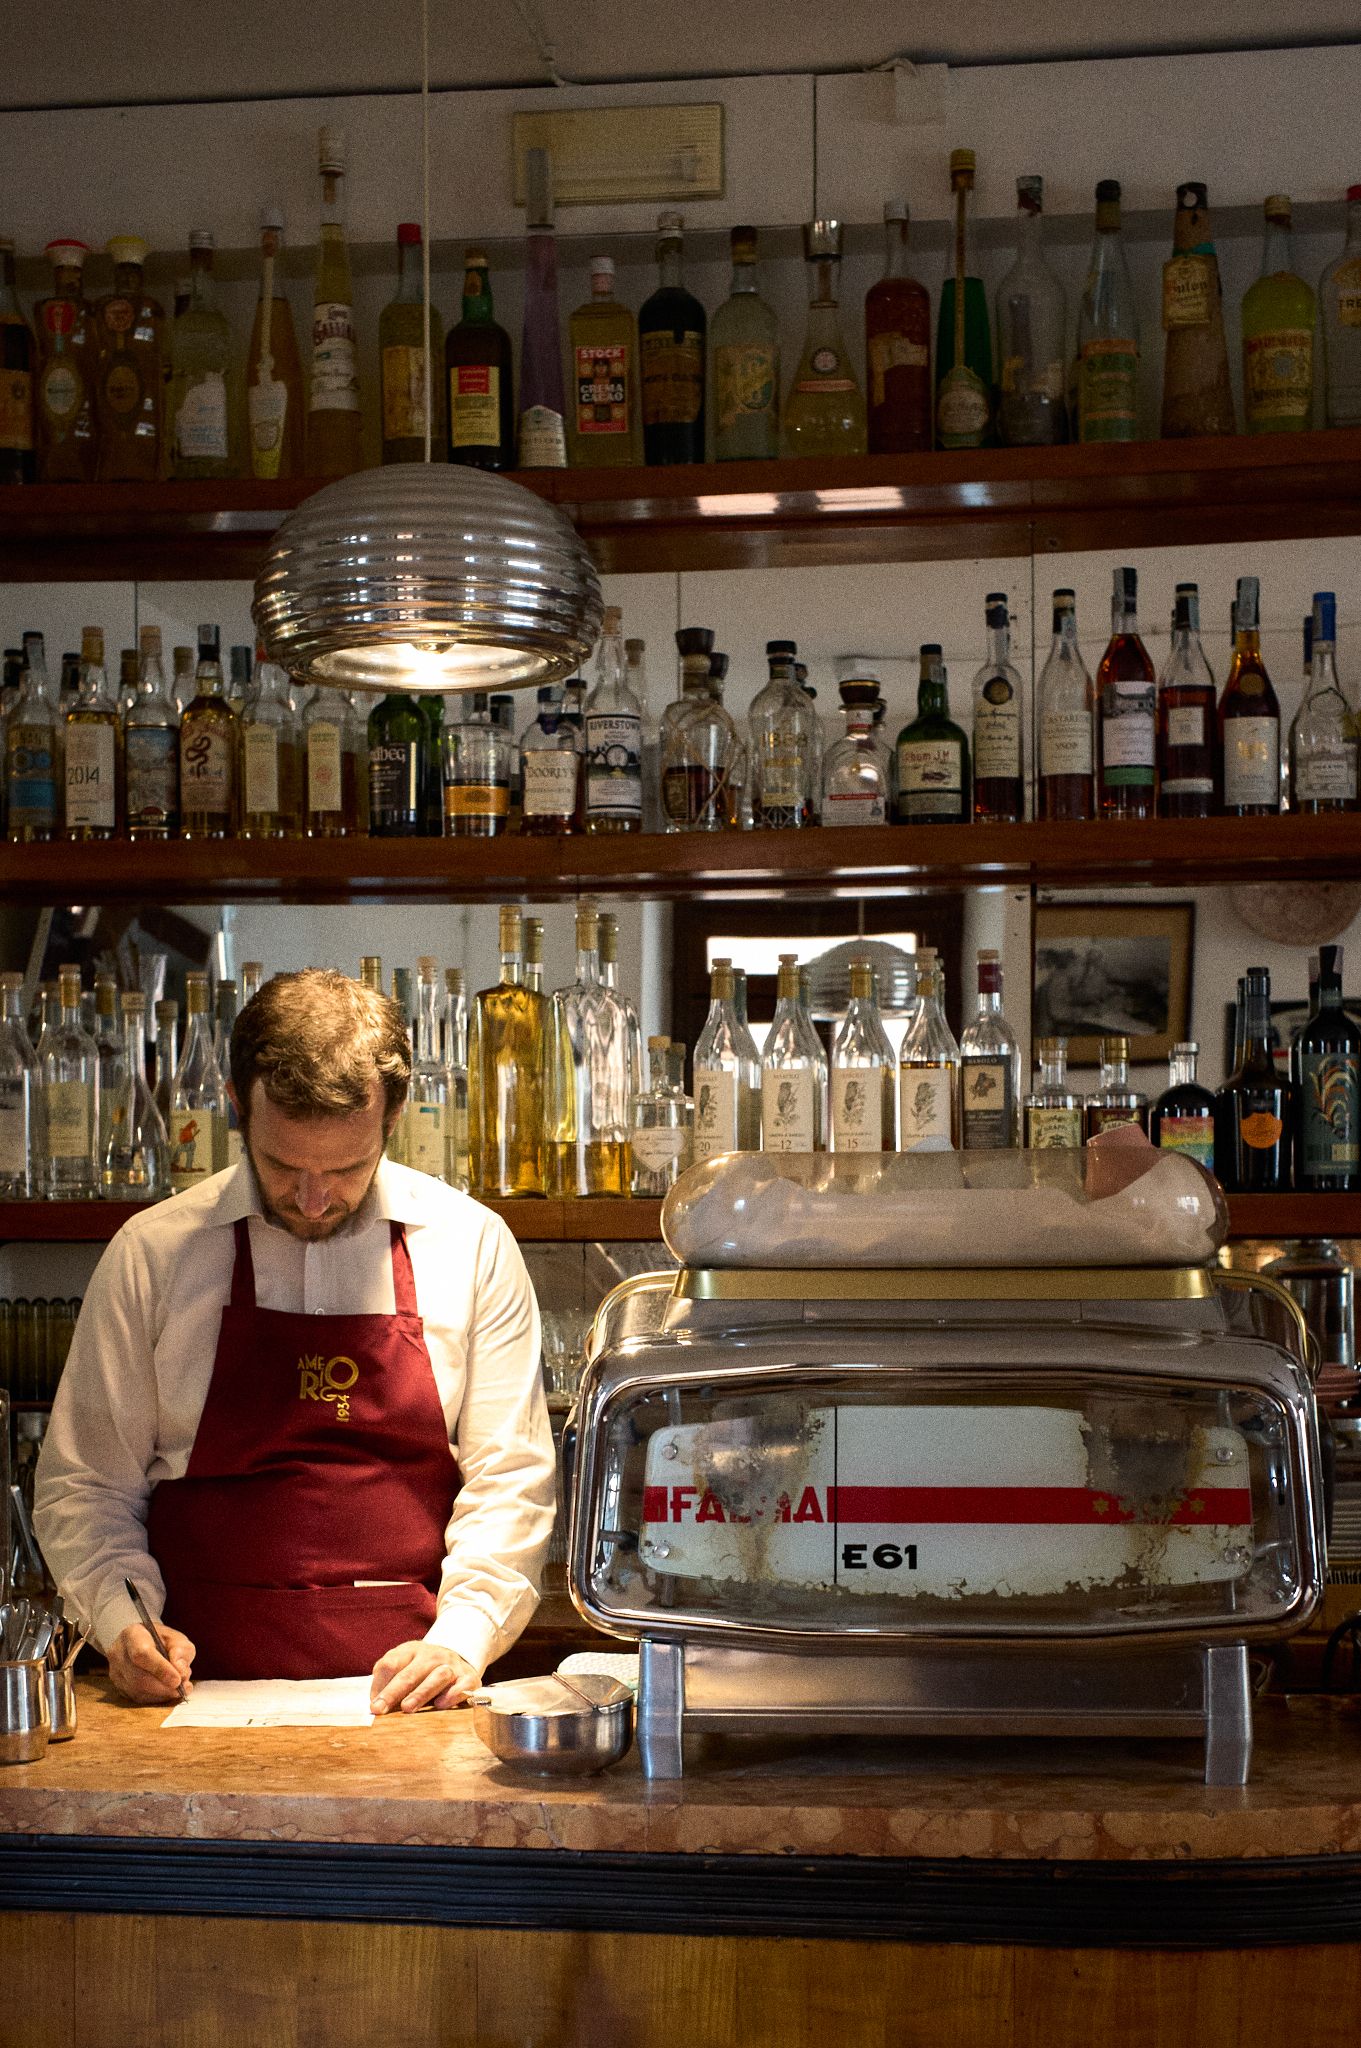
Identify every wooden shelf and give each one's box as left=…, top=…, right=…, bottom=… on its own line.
left=0, top=813, right=1357, bottom=905
left=3, top=429, right=1361, bottom=579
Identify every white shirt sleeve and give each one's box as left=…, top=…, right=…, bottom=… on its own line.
left=32, top=1226, right=168, bottom=1653
left=424, top=1213, right=557, bottom=1679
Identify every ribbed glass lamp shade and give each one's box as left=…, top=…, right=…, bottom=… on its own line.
left=252, top=466, right=603, bottom=694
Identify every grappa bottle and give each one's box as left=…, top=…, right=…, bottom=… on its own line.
left=102, top=991, right=169, bottom=1201
left=44, top=966, right=100, bottom=1200
left=468, top=906, right=548, bottom=1198
left=378, top=222, right=445, bottom=466
left=761, top=954, right=827, bottom=1153
left=898, top=948, right=960, bottom=1151
left=6, top=632, right=59, bottom=843
left=169, top=971, right=227, bottom=1190
left=959, top=950, right=1020, bottom=1149
left=629, top=1036, right=690, bottom=1196
left=307, top=127, right=362, bottom=478
left=692, top=958, right=761, bottom=1158
left=1294, top=943, right=1360, bottom=1192
left=829, top=959, right=895, bottom=1152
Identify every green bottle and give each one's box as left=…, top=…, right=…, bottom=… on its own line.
left=367, top=692, right=427, bottom=837
left=895, top=646, right=972, bottom=824
left=935, top=149, right=993, bottom=450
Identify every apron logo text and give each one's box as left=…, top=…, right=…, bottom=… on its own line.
left=297, top=1353, right=360, bottom=1420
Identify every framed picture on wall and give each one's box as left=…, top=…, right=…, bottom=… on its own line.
left=1033, top=903, right=1194, bottom=1068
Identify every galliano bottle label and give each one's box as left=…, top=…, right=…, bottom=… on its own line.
left=311, top=303, right=360, bottom=411
left=692, top=1068, right=738, bottom=1157
left=762, top=1069, right=815, bottom=1152
left=1223, top=718, right=1279, bottom=808
left=831, top=1069, right=884, bottom=1152
left=899, top=1067, right=954, bottom=1149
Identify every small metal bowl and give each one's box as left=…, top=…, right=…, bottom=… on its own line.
left=469, top=1672, right=634, bottom=1776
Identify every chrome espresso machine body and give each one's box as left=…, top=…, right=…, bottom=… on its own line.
left=567, top=1156, right=1326, bottom=1788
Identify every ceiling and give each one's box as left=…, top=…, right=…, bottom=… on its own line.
left=4, top=1, right=1360, bottom=110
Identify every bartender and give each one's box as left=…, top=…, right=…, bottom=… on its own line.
left=34, top=968, right=556, bottom=1714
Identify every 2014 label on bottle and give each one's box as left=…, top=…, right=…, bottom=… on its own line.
left=692, top=1068, right=738, bottom=1157
left=64, top=726, right=116, bottom=829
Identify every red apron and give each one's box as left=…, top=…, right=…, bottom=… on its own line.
left=146, top=1217, right=457, bottom=1679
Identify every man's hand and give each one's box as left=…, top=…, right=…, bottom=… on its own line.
left=107, top=1623, right=196, bottom=1704
left=370, top=1640, right=477, bottom=1715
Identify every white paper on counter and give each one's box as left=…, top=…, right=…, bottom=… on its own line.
left=159, top=1677, right=375, bottom=1729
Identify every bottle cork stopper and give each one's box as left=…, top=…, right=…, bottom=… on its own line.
left=81, top=627, right=103, bottom=665
left=498, top=905, right=523, bottom=951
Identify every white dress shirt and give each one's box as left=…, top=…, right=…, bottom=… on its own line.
left=33, top=1157, right=556, bottom=1680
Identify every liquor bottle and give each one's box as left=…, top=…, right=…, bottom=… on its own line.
left=517, top=149, right=567, bottom=469
left=0, top=239, right=35, bottom=484
left=169, top=231, right=237, bottom=479
left=115, top=647, right=139, bottom=720
left=170, top=645, right=195, bottom=716
left=303, top=687, right=355, bottom=836
left=443, top=967, right=468, bottom=1070
left=894, top=646, right=971, bottom=825
left=1216, top=966, right=1291, bottom=1193
left=1037, top=589, right=1095, bottom=822
left=240, top=962, right=264, bottom=1009
left=865, top=201, right=931, bottom=454
left=898, top=949, right=960, bottom=1151
left=151, top=999, right=178, bottom=1134
left=630, top=1036, right=690, bottom=1195
left=468, top=905, right=548, bottom=1198
left=216, top=980, right=244, bottom=1166
left=440, top=691, right=514, bottom=837
left=548, top=901, right=630, bottom=1197
left=367, top=692, right=427, bottom=837
left=307, top=128, right=362, bottom=478
left=1161, top=183, right=1235, bottom=438
left=378, top=222, right=445, bottom=465
left=936, top=150, right=992, bottom=451
left=245, top=207, right=305, bottom=480
left=1096, top=566, right=1156, bottom=819
left=972, top=593, right=1024, bottom=823
left=1320, top=185, right=1361, bottom=429
left=93, top=236, right=163, bottom=482
left=1083, top=1037, right=1149, bottom=1138
left=34, top=240, right=97, bottom=482
left=1157, top=582, right=1218, bottom=818
left=43, top=967, right=99, bottom=1199
left=597, top=912, right=644, bottom=1113
left=168, top=971, right=227, bottom=1191
left=639, top=212, right=706, bottom=466
left=995, top=176, right=1068, bottom=448
left=584, top=607, right=643, bottom=834
left=1294, top=943, right=1360, bottom=1192
left=830, top=959, right=895, bottom=1153
left=179, top=625, right=238, bottom=839
left=783, top=221, right=866, bottom=458
left=626, top=639, right=661, bottom=834
left=64, top=626, right=120, bottom=841
left=1151, top=1040, right=1216, bottom=1169
left=239, top=649, right=302, bottom=838
left=959, top=950, right=1020, bottom=1149
left=693, top=958, right=761, bottom=1158
left=519, top=686, right=578, bottom=835
left=710, top=227, right=779, bottom=461
left=6, top=633, right=59, bottom=843
left=749, top=640, right=818, bottom=828
left=1220, top=576, right=1281, bottom=817
left=1291, top=591, right=1358, bottom=813
left=1241, top=196, right=1315, bottom=435
left=1024, top=1037, right=1083, bottom=1148
left=569, top=256, right=641, bottom=467
left=0, top=972, right=38, bottom=1198
left=441, top=968, right=470, bottom=1192
left=445, top=248, right=515, bottom=471
left=1075, top=181, right=1140, bottom=444
left=523, top=919, right=545, bottom=996
left=660, top=628, right=744, bottom=832
left=102, top=991, right=169, bottom=1201
left=822, top=676, right=890, bottom=827
left=761, top=955, right=827, bottom=1153
left=404, top=958, right=450, bottom=1181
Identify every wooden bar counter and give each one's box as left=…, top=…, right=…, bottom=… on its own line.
left=2, top=1677, right=1360, bottom=2046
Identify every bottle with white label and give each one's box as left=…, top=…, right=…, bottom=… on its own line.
left=102, top=991, right=169, bottom=1201
left=1024, top=1037, right=1083, bottom=1148
left=1096, top=566, right=1156, bottom=820
left=245, top=208, right=304, bottom=481
left=42, top=965, right=99, bottom=1199
left=972, top=594, right=1024, bottom=822
left=822, top=675, right=889, bottom=827
left=830, top=959, right=895, bottom=1153
left=6, top=630, right=59, bottom=844
left=692, top=957, right=761, bottom=1159
left=1157, top=583, right=1218, bottom=819
left=1083, top=1037, right=1149, bottom=1139
left=63, top=626, right=120, bottom=841
left=169, top=230, right=237, bottom=479
left=959, top=950, right=1021, bottom=1149
left=761, top=954, right=827, bottom=1154
left=630, top=1035, right=691, bottom=1195
left=125, top=625, right=180, bottom=839
left=303, top=687, right=359, bottom=838
left=1290, top=591, right=1358, bottom=814
left=898, top=948, right=959, bottom=1151
left=0, top=971, right=38, bottom=1198
left=584, top=607, right=642, bottom=834
left=1037, top=589, right=1094, bottom=822
left=239, top=648, right=302, bottom=839
left=168, top=971, right=226, bottom=1191
left=1220, top=576, right=1281, bottom=817
left=404, top=957, right=450, bottom=1181
left=307, top=127, right=362, bottom=479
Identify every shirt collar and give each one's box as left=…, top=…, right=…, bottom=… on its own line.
left=207, top=1153, right=429, bottom=1234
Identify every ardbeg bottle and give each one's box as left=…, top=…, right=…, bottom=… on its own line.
left=367, top=692, right=427, bottom=837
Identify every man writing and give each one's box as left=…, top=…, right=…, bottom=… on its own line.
left=35, top=969, right=556, bottom=1714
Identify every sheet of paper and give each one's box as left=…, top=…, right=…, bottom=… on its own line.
left=160, top=1677, right=375, bottom=1729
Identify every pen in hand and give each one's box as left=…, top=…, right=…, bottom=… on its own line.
left=124, top=1576, right=189, bottom=1703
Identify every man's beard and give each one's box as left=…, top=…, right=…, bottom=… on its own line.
left=243, top=1134, right=384, bottom=1241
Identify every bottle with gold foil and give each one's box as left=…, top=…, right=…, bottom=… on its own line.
left=34, top=240, right=97, bottom=483
left=168, top=971, right=227, bottom=1192
left=1241, top=196, right=1315, bottom=434
left=468, top=905, right=548, bottom=1199
left=570, top=256, right=641, bottom=467
left=782, top=222, right=866, bottom=458
left=1024, top=1038, right=1083, bottom=1148
left=64, top=627, right=121, bottom=841
left=710, top=227, right=779, bottom=461
left=42, top=966, right=99, bottom=1199
left=830, top=959, right=895, bottom=1153
left=898, top=949, right=960, bottom=1151
left=179, top=625, right=238, bottom=840
left=446, top=249, right=515, bottom=470
left=0, top=239, right=35, bottom=484
left=239, top=647, right=302, bottom=838
left=935, top=153, right=992, bottom=451
left=639, top=212, right=705, bottom=466
left=1160, top=182, right=1235, bottom=438
left=379, top=222, right=446, bottom=464
left=761, top=953, right=827, bottom=1153
left=245, top=208, right=305, bottom=480
left=692, top=957, right=761, bottom=1158
left=94, top=236, right=163, bottom=482
left=306, top=127, right=362, bottom=479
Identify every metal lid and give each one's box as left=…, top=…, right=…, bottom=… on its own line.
left=472, top=1672, right=632, bottom=1717
left=802, top=220, right=843, bottom=261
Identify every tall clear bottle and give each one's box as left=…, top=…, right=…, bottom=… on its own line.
left=102, top=991, right=169, bottom=1200
left=782, top=222, right=866, bottom=458
left=1037, top=589, right=1095, bottom=823
left=240, top=648, right=302, bottom=838
left=6, top=631, right=59, bottom=843
left=43, top=966, right=100, bottom=1199
left=169, top=231, right=237, bottom=479
left=583, top=607, right=643, bottom=834
left=517, top=149, right=567, bottom=469
left=1241, top=196, right=1315, bottom=435
left=1320, top=185, right=1361, bottom=428
left=749, top=640, right=817, bottom=828
left=125, top=624, right=180, bottom=838
left=0, top=972, right=38, bottom=1198
left=246, top=207, right=305, bottom=480
left=94, top=236, right=164, bottom=483
left=404, top=957, right=450, bottom=1180
left=936, top=151, right=992, bottom=450
left=468, top=905, right=548, bottom=1198
left=995, top=176, right=1068, bottom=447
left=898, top=949, right=960, bottom=1151
left=710, top=227, right=779, bottom=461
left=1096, top=566, right=1157, bottom=820
left=1291, top=591, right=1358, bottom=814
left=92, top=974, right=122, bottom=1162
left=179, top=625, right=238, bottom=839
left=307, top=128, right=362, bottom=478
left=598, top=911, right=644, bottom=1111
left=865, top=201, right=931, bottom=454
left=692, top=958, right=761, bottom=1158
left=548, top=901, right=629, bottom=1197
left=168, top=972, right=226, bottom=1190
left=1157, top=583, right=1218, bottom=818
left=628, top=639, right=661, bottom=834
left=214, top=980, right=243, bottom=1166
left=829, top=959, right=895, bottom=1152
left=63, top=626, right=121, bottom=841
left=959, top=950, right=1021, bottom=1149
left=1161, top=182, right=1235, bottom=438
left=1220, top=576, right=1281, bottom=817
left=972, top=593, right=1024, bottom=823
left=1075, top=181, right=1140, bottom=444
left=379, top=222, right=445, bottom=465
left=761, top=954, right=827, bottom=1153
left=152, top=999, right=178, bottom=1133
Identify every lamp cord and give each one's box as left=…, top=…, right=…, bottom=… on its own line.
left=422, top=0, right=432, bottom=465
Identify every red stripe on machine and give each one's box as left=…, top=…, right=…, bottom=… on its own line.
left=828, top=1485, right=1254, bottom=1527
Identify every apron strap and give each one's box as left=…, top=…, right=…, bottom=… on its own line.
left=228, top=1218, right=258, bottom=1308
left=390, top=1222, right=418, bottom=1317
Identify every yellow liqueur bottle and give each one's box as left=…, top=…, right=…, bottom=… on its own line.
left=782, top=221, right=866, bottom=457
left=246, top=208, right=305, bottom=479
left=467, top=905, right=548, bottom=1198
left=307, top=127, right=362, bottom=478
left=379, top=222, right=446, bottom=464
left=569, top=257, right=640, bottom=467
left=1241, top=195, right=1315, bottom=434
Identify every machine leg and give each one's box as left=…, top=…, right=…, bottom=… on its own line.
left=637, top=1638, right=684, bottom=1780
left=1202, top=1641, right=1253, bottom=1787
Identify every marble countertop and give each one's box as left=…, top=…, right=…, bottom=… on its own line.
left=1, top=1678, right=1359, bottom=1863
